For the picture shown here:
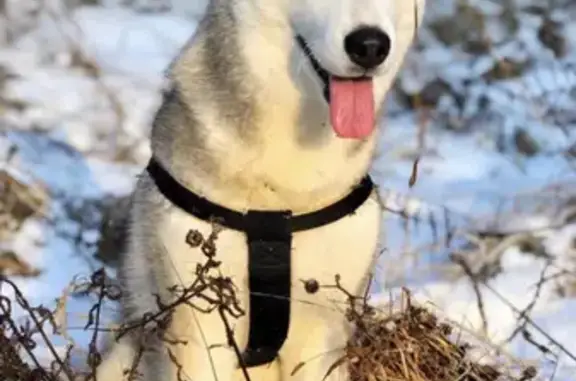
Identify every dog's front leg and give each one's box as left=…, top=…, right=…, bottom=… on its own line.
left=279, top=318, right=350, bottom=381
left=161, top=304, right=245, bottom=381
left=280, top=343, right=349, bottom=381
left=92, top=334, right=140, bottom=381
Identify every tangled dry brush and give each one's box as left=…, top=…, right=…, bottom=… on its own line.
left=0, top=227, right=540, bottom=381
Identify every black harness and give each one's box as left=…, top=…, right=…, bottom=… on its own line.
left=146, top=158, right=374, bottom=368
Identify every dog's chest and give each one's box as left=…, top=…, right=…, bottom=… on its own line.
left=156, top=194, right=382, bottom=306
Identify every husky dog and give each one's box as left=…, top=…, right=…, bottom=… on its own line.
left=95, top=0, right=426, bottom=381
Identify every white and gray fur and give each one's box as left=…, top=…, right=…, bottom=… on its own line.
left=94, top=1, right=426, bottom=381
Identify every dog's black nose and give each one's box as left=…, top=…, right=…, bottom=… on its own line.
left=344, top=27, right=391, bottom=70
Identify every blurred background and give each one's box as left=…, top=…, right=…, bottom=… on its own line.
left=0, top=0, right=575, bottom=379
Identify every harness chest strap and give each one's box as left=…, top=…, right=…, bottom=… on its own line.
left=146, top=158, right=374, bottom=368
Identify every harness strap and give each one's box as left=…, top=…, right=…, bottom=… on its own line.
left=242, top=210, right=292, bottom=366
left=146, top=158, right=374, bottom=368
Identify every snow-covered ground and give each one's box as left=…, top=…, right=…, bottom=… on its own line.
left=0, top=0, right=575, bottom=379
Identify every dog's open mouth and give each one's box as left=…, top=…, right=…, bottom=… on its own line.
left=296, top=36, right=375, bottom=139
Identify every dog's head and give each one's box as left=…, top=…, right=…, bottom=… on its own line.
left=285, top=0, right=426, bottom=139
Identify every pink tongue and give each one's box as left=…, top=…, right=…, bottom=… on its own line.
left=329, top=77, right=375, bottom=139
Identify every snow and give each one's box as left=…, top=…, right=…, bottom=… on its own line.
left=0, top=1, right=575, bottom=380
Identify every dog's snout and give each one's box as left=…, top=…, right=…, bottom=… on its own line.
left=344, top=27, right=391, bottom=70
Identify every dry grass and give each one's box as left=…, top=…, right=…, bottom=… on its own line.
left=346, top=290, right=537, bottom=381
left=0, top=266, right=541, bottom=381
left=0, top=168, right=48, bottom=243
